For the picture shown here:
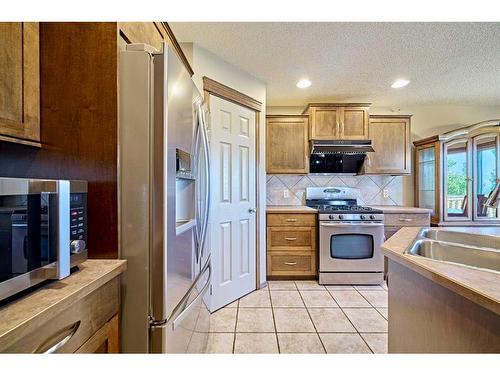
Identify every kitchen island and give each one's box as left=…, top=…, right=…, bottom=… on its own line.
left=382, top=227, right=500, bottom=353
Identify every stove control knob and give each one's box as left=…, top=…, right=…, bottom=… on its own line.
left=370, top=215, right=376, bottom=220
left=329, top=215, right=334, bottom=220
left=360, top=215, right=366, bottom=220
left=338, top=215, right=343, bottom=220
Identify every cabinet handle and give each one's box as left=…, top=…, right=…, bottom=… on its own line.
left=285, top=218, right=297, bottom=222
left=399, top=218, right=413, bottom=222
left=34, top=320, right=81, bottom=354
left=284, top=262, right=297, bottom=266
left=284, top=237, right=297, bottom=241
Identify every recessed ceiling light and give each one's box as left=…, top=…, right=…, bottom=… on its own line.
left=296, top=79, right=312, bottom=89
left=391, top=79, right=410, bottom=89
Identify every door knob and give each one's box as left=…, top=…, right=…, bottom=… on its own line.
left=248, top=208, right=257, bottom=213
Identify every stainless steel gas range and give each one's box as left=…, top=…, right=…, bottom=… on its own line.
left=305, top=187, right=385, bottom=285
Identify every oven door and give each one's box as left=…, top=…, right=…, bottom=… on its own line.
left=319, top=221, right=384, bottom=272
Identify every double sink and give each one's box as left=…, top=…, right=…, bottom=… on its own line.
left=406, top=228, right=500, bottom=273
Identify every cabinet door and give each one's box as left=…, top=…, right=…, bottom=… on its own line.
left=310, top=106, right=340, bottom=140
left=366, top=116, right=410, bottom=174
left=443, top=138, right=472, bottom=221
left=415, top=143, right=440, bottom=223
left=266, top=116, right=309, bottom=173
left=0, top=22, right=40, bottom=144
left=473, top=133, right=499, bottom=221
left=341, top=107, right=369, bottom=139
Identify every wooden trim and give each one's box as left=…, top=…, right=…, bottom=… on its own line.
left=255, top=113, right=261, bottom=290
left=413, top=135, right=440, bottom=147
left=158, top=22, right=194, bottom=77
left=266, top=114, right=309, bottom=118
left=0, top=134, right=41, bottom=148
left=303, top=102, right=372, bottom=114
left=203, top=77, right=262, bottom=112
left=370, top=114, right=412, bottom=119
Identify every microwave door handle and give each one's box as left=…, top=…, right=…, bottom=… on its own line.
left=56, top=180, right=71, bottom=280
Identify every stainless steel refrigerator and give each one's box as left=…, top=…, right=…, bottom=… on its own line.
left=119, top=43, right=211, bottom=353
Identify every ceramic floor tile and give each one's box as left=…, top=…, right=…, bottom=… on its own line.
left=376, top=308, right=388, bottom=320
left=224, top=300, right=239, bottom=308
left=320, top=333, right=372, bottom=354
left=308, top=308, right=356, bottom=333
left=234, top=333, right=279, bottom=354
left=357, top=290, right=388, bottom=308
left=210, top=307, right=237, bottom=332
left=268, top=280, right=297, bottom=290
left=236, top=308, right=275, bottom=332
left=273, top=308, right=315, bottom=333
left=353, top=285, right=385, bottom=291
left=328, top=290, right=371, bottom=308
left=325, top=285, right=356, bottom=291
left=342, top=308, right=388, bottom=333
left=295, top=280, right=326, bottom=290
left=239, top=288, right=271, bottom=308
left=271, top=290, right=305, bottom=307
left=206, top=333, right=234, bottom=353
left=277, top=333, right=325, bottom=354
left=361, top=333, right=388, bottom=354
left=300, top=290, right=338, bottom=308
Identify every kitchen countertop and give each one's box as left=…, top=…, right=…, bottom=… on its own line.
left=368, top=205, right=432, bottom=214
left=0, top=259, right=127, bottom=348
left=382, top=226, right=500, bottom=315
left=266, top=205, right=318, bottom=213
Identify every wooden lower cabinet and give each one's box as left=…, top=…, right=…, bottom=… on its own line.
left=267, top=212, right=318, bottom=278
left=2, top=277, right=120, bottom=353
left=383, top=211, right=431, bottom=278
left=76, top=314, right=119, bottom=353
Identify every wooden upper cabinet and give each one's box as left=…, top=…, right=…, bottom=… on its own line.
left=342, top=106, right=370, bottom=139
left=0, top=22, right=40, bottom=146
left=365, top=115, right=411, bottom=175
left=118, top=22, right=194, bottom=76
left=266, top=115, right=309, bottom=174
left=305, top=103, right=370, bottom=140
left=308, top=106, right=340, bottom=139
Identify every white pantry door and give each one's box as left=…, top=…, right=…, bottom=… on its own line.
left=208, top=95, right=257, bottom=312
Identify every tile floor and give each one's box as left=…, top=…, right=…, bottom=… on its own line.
left=206, top=280, right=388, bottom=354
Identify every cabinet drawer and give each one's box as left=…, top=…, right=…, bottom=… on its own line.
left=267, top=213, right=316, bottom=227
left=3, top=277, right=119, bottom=353
left=384, top=213, right=430, bottom=227
left=267, top=252, right=316, bottom=276
left=267, top=227, right=315, bottom=251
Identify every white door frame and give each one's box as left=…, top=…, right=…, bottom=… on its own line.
left=203, top=77, right=262, bottom=310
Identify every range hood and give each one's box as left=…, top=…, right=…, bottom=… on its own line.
left=311, top=140, right=374, bottom=154
left=309, top=140, right=374, bottom=174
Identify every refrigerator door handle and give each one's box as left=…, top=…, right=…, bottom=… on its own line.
left=172, top=261, right=211, bottom=330
left=198, top=104, right=211, bottom=260
left=193, top=114, right=202, bottom=263
left=151, top=257, right=211, bottom=330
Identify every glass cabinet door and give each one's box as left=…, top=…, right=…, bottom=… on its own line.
left=444, top=139, right=471, bottom=220
left=473, top=134, right=499, bottom=220
left=417, top=146, right=436, bottom=216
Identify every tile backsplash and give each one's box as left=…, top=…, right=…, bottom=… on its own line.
left=266, top=174, right=403, bottom=206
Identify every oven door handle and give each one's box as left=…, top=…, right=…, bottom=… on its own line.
left=320, top=222, right=384, bottom=227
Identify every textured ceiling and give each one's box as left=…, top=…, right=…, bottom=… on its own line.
left=170, top=22, right=500, bottom=107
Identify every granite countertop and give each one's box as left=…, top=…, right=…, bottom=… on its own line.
left=266, top=205, right=318, bottom=213
left=368, top=205, right=433, bottom=214
left=0, top=259, right=127, bottom=347
left=382, top=227, right=500, bottom=315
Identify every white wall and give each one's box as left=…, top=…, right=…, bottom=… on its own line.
left=267, top=104, right=500, bottom=206
left=184, top=43, right=268, bottom=287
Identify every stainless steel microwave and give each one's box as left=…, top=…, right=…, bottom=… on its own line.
left=0, top=178, right=88, bottom=302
